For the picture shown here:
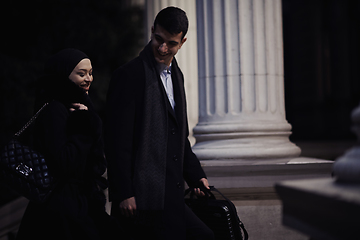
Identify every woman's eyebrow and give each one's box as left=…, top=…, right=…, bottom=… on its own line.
left=78, top=68, right=92, bottom=72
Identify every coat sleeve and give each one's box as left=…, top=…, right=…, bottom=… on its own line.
left=181, top=106, right=207, bottom=188
left=183, top=135, right=207, bottom=188
left=105, top=64, right=144, bottom=203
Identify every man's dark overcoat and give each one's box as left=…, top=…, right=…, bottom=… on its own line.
left=105, top=42, right=206, bottom=239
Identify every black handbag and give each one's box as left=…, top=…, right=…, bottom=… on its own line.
left=0, top=103, right=56, bottom=203
left=185, top=186, right=249, bottom=240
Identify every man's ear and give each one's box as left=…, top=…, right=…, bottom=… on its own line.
left=179, top=37, right=187, bottom=49
left=150, top=26, right=155, bottom=40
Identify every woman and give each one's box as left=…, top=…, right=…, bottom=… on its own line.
left=16, top=48, right=116, bottom=240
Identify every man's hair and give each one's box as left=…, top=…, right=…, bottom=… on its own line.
left=153, top=6, right=188, bottom=39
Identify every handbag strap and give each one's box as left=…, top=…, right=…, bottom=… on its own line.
left=14, top=102, right=49, bottom=137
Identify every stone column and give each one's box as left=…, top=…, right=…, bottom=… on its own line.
left=193, top=0, right=301, bottom=160
left=145, top=0, right=199, bottom=145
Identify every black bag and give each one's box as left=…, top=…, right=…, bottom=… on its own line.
left=0, top=103, right=56, bottom=203
left=185, top=186, right=249, bottom=240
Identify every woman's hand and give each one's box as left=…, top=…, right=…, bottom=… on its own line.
left=70, top=103, right=88, bottom=112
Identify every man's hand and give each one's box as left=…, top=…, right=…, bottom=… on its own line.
left=194, top=178, right=210, bottom=197
left=119, top=197, right=136, bottom=217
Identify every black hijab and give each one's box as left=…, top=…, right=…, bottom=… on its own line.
left=36, top=48, right=92, bottom=110
left=44, top=48, right=88, bottom=78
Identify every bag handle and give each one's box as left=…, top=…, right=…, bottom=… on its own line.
left=14, top=102, right=49, bottom=137
left=184, top=186, right=216, bottom=200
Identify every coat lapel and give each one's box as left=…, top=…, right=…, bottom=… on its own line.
left=158, top=75, right=178, bottom=123
left=171, top=58, right=186, bottom=132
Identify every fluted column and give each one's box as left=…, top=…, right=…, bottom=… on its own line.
left=145, top=0, right=199, bottom=145
left=193, top=0, right=301, bottom=160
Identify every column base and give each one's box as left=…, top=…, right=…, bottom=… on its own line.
left=193, top=120, right=301, bottom=160
left=193, top=136, right=301, bottom=160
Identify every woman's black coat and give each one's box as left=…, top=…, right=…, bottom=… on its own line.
left=16, top=76, right=112, bottom=240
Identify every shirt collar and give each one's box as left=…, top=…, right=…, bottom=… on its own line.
left=157, top=62, right=172, bottom=74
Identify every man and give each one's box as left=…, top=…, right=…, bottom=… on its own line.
left=105, top=7, right=214, bottom=240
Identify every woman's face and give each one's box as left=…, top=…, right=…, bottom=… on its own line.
left=69, top=58, right=93, bottom=94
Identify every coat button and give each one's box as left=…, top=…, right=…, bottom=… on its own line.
left=171, top=128, right=176, bottom=135
left=173, top=155, right=178, bottom=162
left=177, top=182, right=181, bottom=189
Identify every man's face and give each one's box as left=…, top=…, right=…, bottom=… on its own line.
left=151, top=24, right=187, bottom=66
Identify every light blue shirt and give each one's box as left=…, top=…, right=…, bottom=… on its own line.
left=158, top=63, right=175, bottom=110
